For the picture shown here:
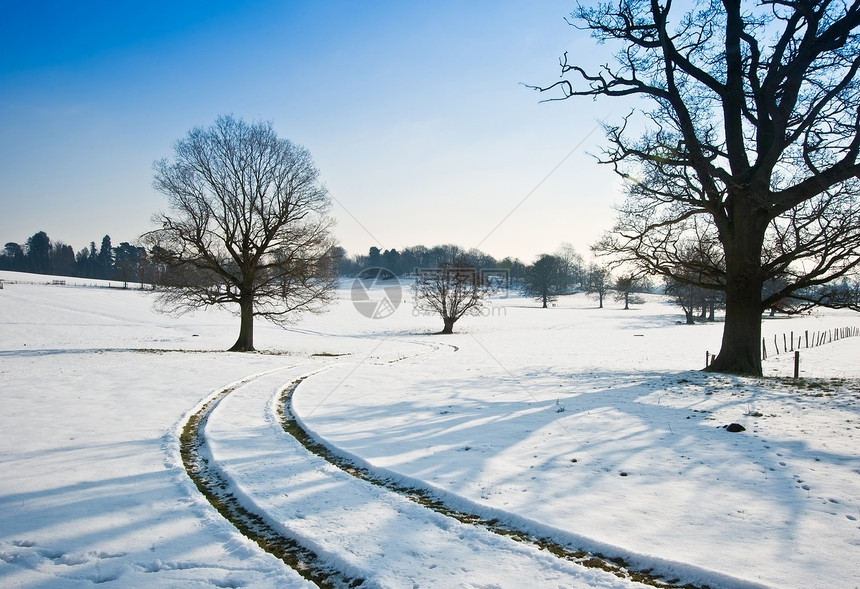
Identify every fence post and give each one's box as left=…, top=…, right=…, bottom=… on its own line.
left=762, top=338, right=767, bottom=360
left=794, top=350, right=801, bottom=379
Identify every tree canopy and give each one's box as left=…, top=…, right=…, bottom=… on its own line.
left=522, top=254, right=572, bottom=308
left=145, top=115, right=338, bottom=351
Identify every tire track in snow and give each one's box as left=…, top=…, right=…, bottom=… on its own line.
left=179, top=365, right=365, bottom=588
left=282, top=341, right=765, bottom=589
left=182, top=341, right=737, bottom=588
left=281, top=378, right=706, bottom=589
left=193, top=352, right=650, bottom=588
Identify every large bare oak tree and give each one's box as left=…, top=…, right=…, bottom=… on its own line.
left=145, top=115, right=338, bottom=351
left=533, top=0, right=860, bottom=375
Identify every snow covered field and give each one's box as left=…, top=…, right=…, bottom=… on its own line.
left=1, top=271, right=859, bottom=588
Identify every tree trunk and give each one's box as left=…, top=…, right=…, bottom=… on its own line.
left=441, top=316, right=456, bottom=334
left=685, top=310, right=695, bottom=325
left=708, top=210, right=767, bottom=375
left=542, top=293, right=548, bottom=308
left=229, top=292, right=255, bottom=351
left=707, top=282, right=762, bottom=375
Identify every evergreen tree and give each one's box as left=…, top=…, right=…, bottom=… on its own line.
left=113, top=242, right=145, bottom=287
left=368, top=246, right=382, bottom=268
left=97, top=235, right=113, bottom=279
left=25, top=231, right=51, bottom=275
left=52, top=242, right=76, bottom=276
left=1, top=243, right=25, bottom=271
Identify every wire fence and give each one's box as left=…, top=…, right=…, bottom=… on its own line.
left=762, top=325, right=860, bottom=360
left=704, top=325, right=859, bottom=377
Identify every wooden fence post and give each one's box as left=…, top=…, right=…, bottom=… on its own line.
left=794, top=351, right=800, bottom=379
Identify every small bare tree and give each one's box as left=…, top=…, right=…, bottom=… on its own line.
left=583, top=263, right=612, bottom=308
left=413, top=258, right=495, bottom=334
left=144, top=115, right=338, bottom=352
left=613, top=273, right=647, bottom=310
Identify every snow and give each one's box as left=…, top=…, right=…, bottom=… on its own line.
left=1, top=271, right=859, bottom=588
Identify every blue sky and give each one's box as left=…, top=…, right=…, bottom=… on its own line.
left=0, top=1, right=624, bottom=262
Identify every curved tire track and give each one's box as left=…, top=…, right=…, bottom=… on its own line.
left=281, top=378, right=707, bottom=589
left=180, top=342, right=732, bottom=588
left=179, top=367, right=364, bottom=588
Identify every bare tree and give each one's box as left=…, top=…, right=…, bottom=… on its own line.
left=613, top=272, right=647, bottom=310
left=413, top=258, right=495, bottom=334
left=599, top=231, right=723, bottom=321
left=665, top=277, right=702, bottom=325
left=556, top=242, right=586, bottom=288
left=144, top=115, right=338, bottom=352
left=532, top=0, right=860, bottom=375
left=583, top=263, right=612, bottom=308
left=522, top=254, right=571, bottom=308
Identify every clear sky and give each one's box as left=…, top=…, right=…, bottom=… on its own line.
left=0, top=1, right=626, bottom=263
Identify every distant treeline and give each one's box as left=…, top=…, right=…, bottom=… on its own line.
left=1, top=231, right=151, bottom=286
left=2, top=232, right=540, bottom=286
left=339, top=245, right=540, bottom=283
left=2, top=231, right=606, bottom=293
